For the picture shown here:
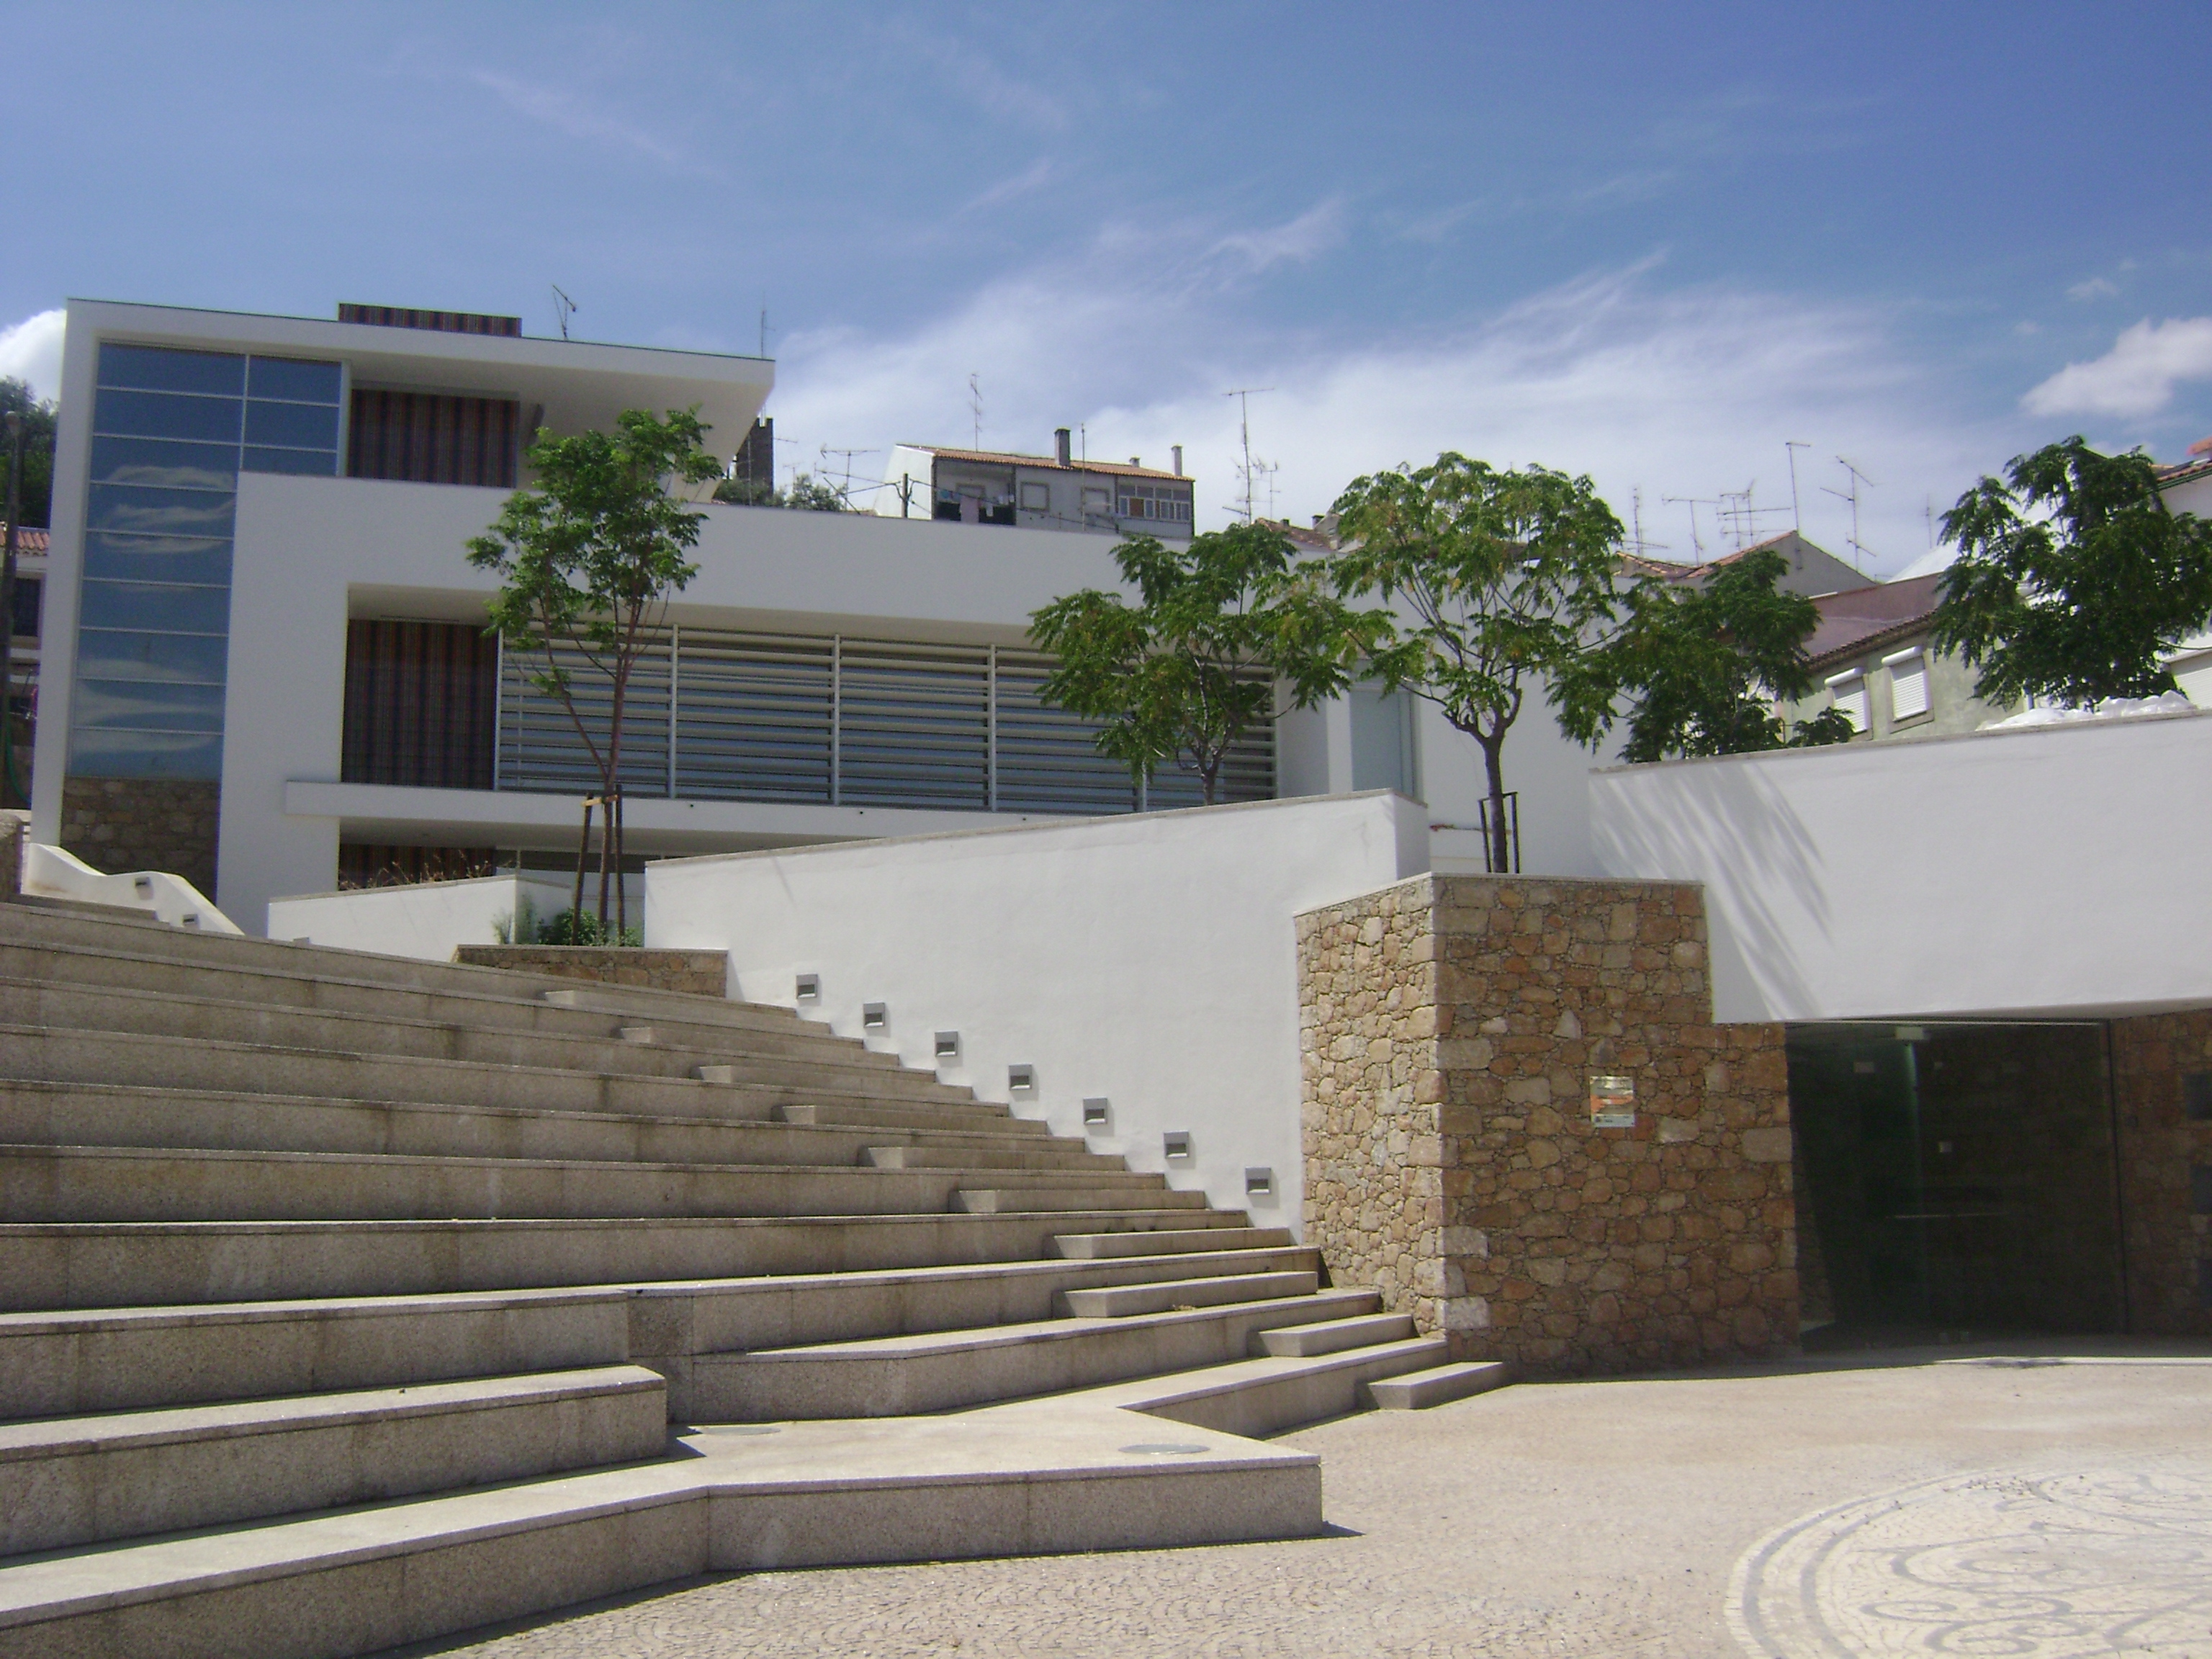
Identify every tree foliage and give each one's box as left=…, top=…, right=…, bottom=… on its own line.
left=1933, top=436, right=2212, bottom=706
left=1555, top=548, right=1856, bottom=762
left=1328, top=454, right=1625, bottom=870
left=712, top=470, right=849, bottom=511
left=1, top=379, right=56, bottom=530
left=1028, top=524, right=1385, bottom=804
left=466, top=408, right=720, bottom=929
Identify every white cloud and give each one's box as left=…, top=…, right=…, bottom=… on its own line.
left=1205, top=199, right=1346, bottom=277
left=2066, top=276, right=2119, bottom=302
left=959, top=158, right=1057, bottom=216
left=469, top=69, right=706, bottom=174
left=2022, top=317, right=2212, bottom=418
left=768, top=228, right=2000, bottom=577
left=0, top=309, right=64, bottom=401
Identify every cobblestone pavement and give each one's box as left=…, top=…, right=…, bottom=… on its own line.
left=389, top=1345, right=2212, bottom=1659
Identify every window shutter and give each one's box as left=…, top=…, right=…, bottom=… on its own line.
left=1826, top=670, right=1869, bottom=732
left=1884, top=648, right=1930, bottom=721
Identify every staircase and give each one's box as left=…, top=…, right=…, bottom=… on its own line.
left=0, top=895, right=1501, bottom=1658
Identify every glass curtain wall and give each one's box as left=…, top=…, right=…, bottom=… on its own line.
left=69, top=344, right=342, bottom=780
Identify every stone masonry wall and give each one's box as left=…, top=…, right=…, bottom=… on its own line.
left=454, top=945, right=730, bottom=999
left=2110, top=1010, right=2212, bottom=1336
left=1300, top=873, right=1797, bottom=1376
left=60, top=776, right=220, bottom=899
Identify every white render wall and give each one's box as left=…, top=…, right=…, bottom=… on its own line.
left=644, top=791, right=1431, bottom=1231
left=268, top=873, right=572, bottom=958
left=1589, top=709, right=2212, bottom=1022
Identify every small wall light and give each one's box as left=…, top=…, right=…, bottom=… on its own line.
left=1009, top=1064, right=1038, bottom=1096
left=1245, top=1167, right=1275, bottom=1199
left=935, top=1030, right=961, bottom=1061
left=862, top=1002, right=887, bottom=1032
left=1164, top=1131, right=1192, bottom=1161
left=1082, top=1097, right=1110, bottom=1129
left=795, top=974, right=820, bottom=1002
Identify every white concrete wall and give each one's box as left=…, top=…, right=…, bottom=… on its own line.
left=644, top=791, right=1431, bottom=1231
left=269, top=873, right=572, bottom=959
left=1589, top=708, right=2212, bottom=1022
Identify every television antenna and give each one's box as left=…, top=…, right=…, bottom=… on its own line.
left=1784, top=441, right=1811, bottom=531
left=1661, top=493, right=1722, bottom=559
left=818, top=445, right=879, bottom=507
left=1714, top=481, right=1791, bottom=552
left=1629, top=487, right=1669, bottom=559
left=968, top=374, right=984, bottom=449
left=1820, top=455, right=1876, bottom=573
left=550, top=285, right=577, bottom=341
left=1221, top=387, right=1275, bottom=522
left=757, top=297, right=773, bottom=359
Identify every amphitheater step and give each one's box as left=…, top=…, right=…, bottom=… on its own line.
left=1069, top=1333, right=1453, bottom=1438
left=0, top=1288, right=631, bottom=1419
left=1052, top=1226, right=1297, bottom=1259
left=953, top=1186, right=1207, bottom=1214
left=0, top=1078, right=1093, bottom=1171
left=1060, top=1269, right=1317, bottom=1317
left=0, top=1144, right=1167, bottom=1225
left=0, top=1413, right=1322, bottom=1659
left=1258, top=1311, right=1418, bottom=1357
left=0, top=1365, right=666, bottom=1556
left=692, top=1287, right=1380, bottom=1420
left=0, top=1209, right=1261, bottom=1312
left=1366, top=1359, right=1515, bottom=1409
left=775, top=1098, right=1047, bottom=1135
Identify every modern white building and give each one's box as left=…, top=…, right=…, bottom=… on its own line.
left=34, top=299, right=1547, bottom=938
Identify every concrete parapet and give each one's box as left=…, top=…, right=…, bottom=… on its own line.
left=1298, top=872, right=1797, bottom=1377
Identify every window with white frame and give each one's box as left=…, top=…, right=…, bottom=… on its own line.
left=1884, top=647, right=1930, bottom=721
left=1826, top=669, right=1869, bottom=732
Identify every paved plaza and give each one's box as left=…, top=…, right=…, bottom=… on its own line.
left=387, top=1341, right=2212, bottom=1658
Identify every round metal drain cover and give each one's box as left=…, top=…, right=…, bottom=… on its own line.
left=1120, top=1442, right=1210, bottom=1456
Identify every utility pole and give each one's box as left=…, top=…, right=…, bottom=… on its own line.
left=968, top=374, right=983, bottom=449
left=1, top=413, right=20, bottom=808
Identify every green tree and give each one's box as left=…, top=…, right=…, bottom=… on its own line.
left=466, top=409, right=721, bottom=932
left=1933, top=436, right=2212, bottom=706
left=1029, top=523, right=1384, bottom=804
left=0, top=379, right=56, bottom=529
left=1329, top=454, right=1626, bottom=872
left=711, top=469, right=849, bottom=511
left=1555, top=548, right=1856, bottom=762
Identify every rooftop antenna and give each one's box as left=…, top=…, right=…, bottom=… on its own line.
left=1629, top=487, right=1669, bottom=559
left=1925, top=494, right=1937, bottom=552
left=757, top=296, right=770, bottom=359
left=1661, top=493, right=1721, bottom=559
left=1715, top=481, right=1791, bottom=552
left=550, top=284, right=577, bottom=341
left=1784, top=441, right=1810, bottom=531
left=968, top=374, right=983, bottom=449
left=1222, top=387, right=1275, bottom=523
left=1822, top=455, right=1876, bottom=574
left=818, top=444, right=879, bottom=508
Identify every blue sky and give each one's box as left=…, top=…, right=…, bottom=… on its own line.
left=4, top=1, right=2208, bottom=575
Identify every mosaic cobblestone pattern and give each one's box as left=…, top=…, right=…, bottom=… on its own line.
left=2110, top=1010, right=2212, bottom=1336
left=454, top=945, right=731, bottom=999
left=60, top=775, right=220, bottom=899
left=1299, top=873, right=1797, bottom=1376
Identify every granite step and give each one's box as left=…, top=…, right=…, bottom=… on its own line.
left=1367, top=1360, right=1515, bottom=1409
left=953, top=1185, right=1208, bottom=1215
left=1051, top=1226, right=1298, bottom=1259
left=0, top=1366, right=667, bottom=1556
left=1060, top=1269, right=1317, bottom=1318
left=1257, top=1311, right=1417, bottom=1357
left=1065, top=1333, right=1452, bottom=1437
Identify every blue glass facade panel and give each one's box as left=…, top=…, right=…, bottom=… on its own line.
left=96, top=344, right=244, bottom=396
left=247, top=356, right=341, bottom=403
left=76, top=629, right=229, bottom=684
left=73, top=679, right=228, bottom=732
left=241, top=445, right=338, bottom=477
left=94, top=389, right=244, bottom=444
left=84, top=532, right=234, bottom=585
left=243, top=400, right=339, bottom=449
left=88, top=436, right=239, bottom=491
left=68, top=728, right=227, bottom=778
left=78, top=580, right=232, bottom=634
left=86, top=485, right=235, bottom=538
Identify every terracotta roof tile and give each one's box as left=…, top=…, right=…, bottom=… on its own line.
left=912, top=445, right=1188, bottom=482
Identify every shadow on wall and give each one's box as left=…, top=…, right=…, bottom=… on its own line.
left=1590, top=757, right=1827, bottom=1024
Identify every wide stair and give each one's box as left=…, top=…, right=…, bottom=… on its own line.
left=0, top=896, right=1499, bottom=1658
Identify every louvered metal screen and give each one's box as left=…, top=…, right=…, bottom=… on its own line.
left=491, top=627, right=1274, bottom=814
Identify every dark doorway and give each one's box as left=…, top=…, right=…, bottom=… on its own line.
left=1786, top=1022, right=2122, bottom=1345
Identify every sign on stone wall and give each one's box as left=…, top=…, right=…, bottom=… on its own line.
left=1588, top=1074, right=1636, bottom=1128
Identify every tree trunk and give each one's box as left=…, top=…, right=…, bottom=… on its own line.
left=1479, top=728, right=1511, bottom=874
left=614, top=790, right=627, bottom=939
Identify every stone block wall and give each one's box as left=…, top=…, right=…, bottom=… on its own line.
left=2110, top=1010, right=2212, bottom=1336
left=1, top=809, right=24, bottom=896
left=1299, top=873, right=1797, bottom=1377
left=60, top=776, right=220, bottom=899
left=454, top=945, right=729, bottom=999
